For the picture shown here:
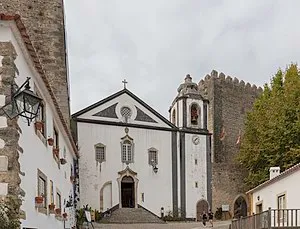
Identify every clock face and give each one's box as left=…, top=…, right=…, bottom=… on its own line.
left=192, top=135, right=200, bottom=145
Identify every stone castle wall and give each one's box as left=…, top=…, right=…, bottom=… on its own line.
left=199, top=70, right=263, bottom=215
left=0, top=42, right=23, bottom=218
left=0, top=0, right=70, bottom=124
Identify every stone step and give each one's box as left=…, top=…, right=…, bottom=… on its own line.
left=98, top=207, right=165, bottom=224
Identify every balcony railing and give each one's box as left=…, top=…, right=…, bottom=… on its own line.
left=231, top=208, right=300, bottom=229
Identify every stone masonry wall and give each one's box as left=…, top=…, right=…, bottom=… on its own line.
left=0, top=0, right=70, bottom=125
left=0, top=42, right=23, bottom=218
left=199, top=70, right=262, bottom=215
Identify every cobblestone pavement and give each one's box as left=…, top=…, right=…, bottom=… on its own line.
left=94, top=220, right=231, bottom=229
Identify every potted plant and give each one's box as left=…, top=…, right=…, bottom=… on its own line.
left=34, top=121, right=44, bottom=131
left=35, top=196, right=44, bottom=204
left=53, top=148, right=59, bottom=158
left=47, top=137, right=54, bottom=146
left=60, top=158, right=67, bottom=165
left=55, top=208, right=61, bottom=215
left=70, top=175, right=76, bottom=183
left=62, top=212, right=68, bottom=218
left=49, top=203, right=55, bottom=214
left=49, top=203, right=55, bottom=210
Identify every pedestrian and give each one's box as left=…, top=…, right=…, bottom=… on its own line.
left=208, top=209, right=214, bottom=227
left=202, top=211, right=208, bottom=227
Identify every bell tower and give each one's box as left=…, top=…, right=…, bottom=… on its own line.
left=169, top=74, right=208, bottom=130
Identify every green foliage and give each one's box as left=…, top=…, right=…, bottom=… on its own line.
left=238, top=64, right=300, bottom=188
left=76, top=208, right=86, bottom=226
left=215, top=207, right=222, bottom=220
left=0, top=196, right=21, bottom=229
left=94, top=209, right=102, bottom=222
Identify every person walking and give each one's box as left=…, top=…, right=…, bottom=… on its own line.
left=208, top=209, right=214, bottom=227
left=202, top=211, right=208, bottom=227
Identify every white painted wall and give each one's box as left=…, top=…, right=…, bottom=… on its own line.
left=78, top=122, right=173, bottom=216
left=0, top=22, right=76, bottom=229
left=251, top=169, right=300, bottom=213
left=185, top=133, right=207, bottom=218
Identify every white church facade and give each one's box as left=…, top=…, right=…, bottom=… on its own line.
left=72, top=75, right=212, bottom=219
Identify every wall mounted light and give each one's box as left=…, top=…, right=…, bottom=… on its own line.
left=151, top=159, right=158, bottom=173
left=1, top=77, right=42, bottom=126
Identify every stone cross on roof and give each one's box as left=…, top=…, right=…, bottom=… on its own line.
left=122, top=79, right=128, bottom=89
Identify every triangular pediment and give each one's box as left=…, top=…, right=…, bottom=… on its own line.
left=72, top=89, right=176, bottom=129
left=92, top=103, right=118, bottom=118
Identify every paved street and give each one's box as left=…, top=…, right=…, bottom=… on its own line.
left=93, top=220, right=231, bottom=229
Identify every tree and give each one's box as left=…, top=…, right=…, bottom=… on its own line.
left=238, top=64, right=300, bottom=188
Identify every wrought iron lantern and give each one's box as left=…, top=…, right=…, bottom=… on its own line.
left=151, top=159, right=158, bottom=173
left=153, top=164, right=158, bottom=173
left=1, top=77, right=42, bottom=126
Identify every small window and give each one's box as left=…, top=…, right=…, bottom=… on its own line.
left=278, top=194, right=286, bottom=209
left=37, top=102, right=46, bottom=136
left=277, top=194, right=287, bottom=222
left=121, top=106, right=132, bottom=123
left=53, top=127, right=59, bottom=149
left=50, top=180, right=54, bottom=204
left=56, top=191, right=61, bottom=209
left=172, top=109, right=176, bottom=125
left=195, top=159, right=198, bottom=165
left=148, top=148, right=158, bottom=165
left=195, top=182, right=198, bottom=188
left=37, top=169, right=47, bottom=208
left=122, top=140, right=133, bottom=163
left=95, top=145, right=105, bottom=163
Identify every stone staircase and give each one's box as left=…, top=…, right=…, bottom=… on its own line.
left=98, top=207, right=165, bottom=224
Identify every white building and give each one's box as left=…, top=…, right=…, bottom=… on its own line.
left=0, top=15, right=78, bottom=228
left=247, top=165, right=300, bottom=214
left=72, top=75, right=212, bottom=219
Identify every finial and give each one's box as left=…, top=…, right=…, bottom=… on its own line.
left=125, top=127, right=129, bottom=134
left=122, top=79, right=128, bottom=89
left=185, top=74, right=192, bottom=82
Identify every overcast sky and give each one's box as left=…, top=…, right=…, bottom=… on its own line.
left=65, top=0, right=300, bottom=118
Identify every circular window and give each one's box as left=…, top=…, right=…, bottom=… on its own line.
left=120, top=106, right=132, bottom=119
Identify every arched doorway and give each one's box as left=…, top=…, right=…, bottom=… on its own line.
left=196, top=199, right=209, bottom=221
left=121, top=176, right=135, bottom=208
left=234, top=196, right=247, bottom=218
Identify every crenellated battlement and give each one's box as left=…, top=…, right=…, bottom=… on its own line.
left=199, top=69, right=263, bottom=94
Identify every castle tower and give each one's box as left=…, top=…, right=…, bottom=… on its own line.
left=198, top=70, right=262, bottom=218
left=0, top=0, right=70, bottom=124
left=169, top=74, right=209, bottom=130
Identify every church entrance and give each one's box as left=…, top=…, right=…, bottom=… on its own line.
left=196, top=199, right=209, bottom=221
left=121, top=176, right=135, bottom=208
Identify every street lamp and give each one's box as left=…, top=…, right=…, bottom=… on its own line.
left=1, top=77, right=42, bottom=126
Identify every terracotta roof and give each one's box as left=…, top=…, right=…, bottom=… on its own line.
left=0, top=14, right=78, bottom=157
left=247, top=162, right=300, bottom=194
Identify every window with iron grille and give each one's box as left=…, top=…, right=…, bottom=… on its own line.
left=121, top=106, right=132, bottom=123
left=37, top=102, right=46, bottom=136
left=148, top=149, right=158, bottom=165
left=95, top=146, right=105, bottom=162
left=37, top=169, right=47, bottom=208
left=122, top=140, right=133, bottom=163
